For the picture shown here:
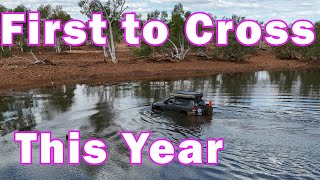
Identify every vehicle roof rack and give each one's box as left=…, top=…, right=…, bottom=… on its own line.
left=170, top=91, right=203, bottom=99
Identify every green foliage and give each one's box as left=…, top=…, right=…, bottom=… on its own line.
left=132, top=43, right=152, bottom=57
left=13, top=5, right=29, bottom=13
left=50, top=6, right=71, bottom=23
left=214, top=15, right=256, bottom=61
left=272, top=42, right=300, bottom=59
left=12, top=5, right=30, bottom=50
left=37, top=5, right=71, bottom=53
left=38, top=4, right=71, bottom=23
left=0, top=5, right=8, bottom=12
left=299, top=47, right=320, bottom=61
left=273, top=21, right=320, bottom=60
left=273, top=44, right=316, bottom=60
left=21, top=43, right=32, bottom=52
left=215, top=36, right=256, bottom=61
left=147, top=10, right=160, bottom=20
left=168, top=3, right=189, bottom=47
left=38, top=4, right=53, bottom=20
left=79, top=0, right=112, bottom=18
left=0, top=48, right=12, bottom=58
left=136, top=10, right=171, bottom=58
left=78, top=0, right=124, bottom=41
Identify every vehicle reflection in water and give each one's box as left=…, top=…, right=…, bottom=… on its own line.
left=0, top=70, right=319, bottom=179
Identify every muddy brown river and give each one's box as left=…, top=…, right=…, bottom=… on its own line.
left=0, top=70, right=320, bottom=179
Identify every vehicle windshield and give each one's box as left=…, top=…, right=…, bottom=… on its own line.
left=166, top=97, right=175, bottom=104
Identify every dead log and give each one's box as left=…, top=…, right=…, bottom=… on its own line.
left=154, top=57, right=179, bottom=63
left=30, top=50, right=56, bottom=66
left=132, top=56, right=146, bottom=60
left=12, top=51, right=56, bottom=66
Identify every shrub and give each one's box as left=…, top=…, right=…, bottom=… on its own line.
left=21, top=43, right=31, bottom=52
left=214, top=36, right=256, bottom=61
left=272, top=42, right=299, bottom=60
left=273, top=42, right=320, bottom=61
left=0, top=48, right=12, bottom=58
left=213, top=15, right=256, bottom=62
left=299, top=46, right=320, bottom=60
left=272, top=21, right=320, bottom=61
left=132, top=43, right=152, bottom=57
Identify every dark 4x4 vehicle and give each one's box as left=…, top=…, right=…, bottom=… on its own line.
left=152, top=92, right=213, bottom=116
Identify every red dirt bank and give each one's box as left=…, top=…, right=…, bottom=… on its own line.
left=0, top=48, right=319, bottom=95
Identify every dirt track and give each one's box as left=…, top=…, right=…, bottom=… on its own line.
left=0, top=47, right=319, bottom=94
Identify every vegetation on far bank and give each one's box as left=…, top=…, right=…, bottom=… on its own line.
left=0, top=1, right=320, bottom=63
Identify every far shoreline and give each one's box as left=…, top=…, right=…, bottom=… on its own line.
left=0, top=48, right=319, bottom=95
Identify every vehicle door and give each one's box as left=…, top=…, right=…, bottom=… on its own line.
left=164, top=97, right=176, bottom=111
left=174, top=99, right=189, bottom=112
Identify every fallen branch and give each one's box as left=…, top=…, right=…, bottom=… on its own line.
left=132, top=56, right=146, bottom=60
left=30, top=50, right=56, bottom=66
left=153, top=57, right=179, bottom=62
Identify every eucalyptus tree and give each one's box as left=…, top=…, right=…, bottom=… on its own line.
left=37, top=5, right=71, bottom=54
left=142, top=10, right=169, bottom=58
left=37, top=4, right=53, bottom=45
left=0, top=5, right=10, bottom=55
left=167, top=3, right=191, bottom=60
left=13, top=5, right=30, bottom=52
left=79, top=0, right=128, bottom=64
left=136, top=4, right=191, bottom=60
left=273, top=21, right=320, bottom=60
left=0, top=5, right=7, bottom=12
left=50, top=6, right=71, bottom=53
left=214, top=14, right=256, bottom=61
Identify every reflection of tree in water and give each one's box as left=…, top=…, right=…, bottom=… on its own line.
left=79, top=86, right=119, bottom=177
left=142, top=73, right=256, bottom=102
left=89, top=101, right=115, bottom=134
left=0, top=95, right=36, bottom=136
left=129, top=73, right=258, bottom=106
left=269, top=71, right=299, bottom=94
left=298, top=70, right=320, bottom=97
left=216, top=72, right=258, bottom=104
left=134, top=82, right=153, bottom=103
left=0, top=86, right=76, bottom=135
left=49, top=86, right=75, bottom=112
left=84, top=86, right=116, bottom=135
left=38, top=85, right=75, bottom=111
left=34, top=85, right=76, bottom=121
left=133, top=81, right=172, bottom=104
left=269, top=70, right=320, bottom=97
left=132, top=77, right=218, bottom=104
left=0, top=112, right=36, bottom=136
left=186, top=77, right=208, bottom=93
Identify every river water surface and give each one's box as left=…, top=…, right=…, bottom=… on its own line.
left=0, top=70, right=320, bottom=179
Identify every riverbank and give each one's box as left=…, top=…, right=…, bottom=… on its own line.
left=0, top=48, right=319, bottom=95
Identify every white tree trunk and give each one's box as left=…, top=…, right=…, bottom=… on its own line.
left=103, top=45, right=109, bottom=57
left=110, top=51, right=116, bottom=62
left=108, top=21, right=118, bottom=64
left=54, top=37, right=62, bottom=54
left=91, top=0, right=127, bottom=64
left=168, top=39, right=189, bottom=60
left=20, top=43, right=24, bottom=52
left=55, top=42, right=61, bottom=54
